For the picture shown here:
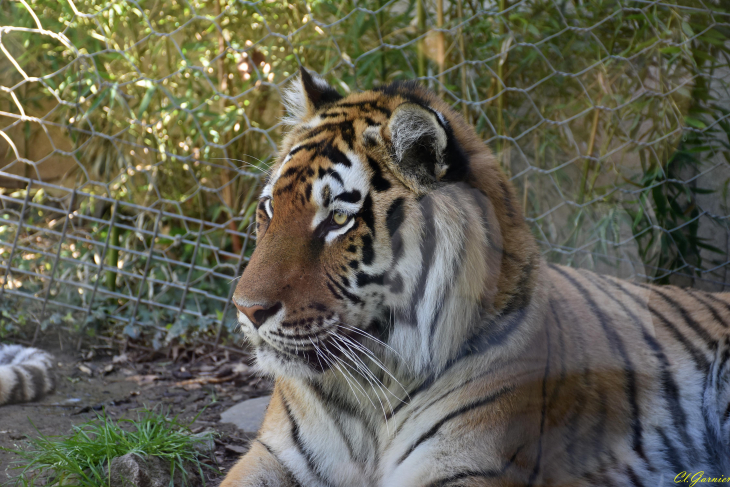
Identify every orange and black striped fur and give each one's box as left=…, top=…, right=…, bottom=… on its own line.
left=0, top=344, right=54, bottom=405
left=221, top=68, right=730, bottom=486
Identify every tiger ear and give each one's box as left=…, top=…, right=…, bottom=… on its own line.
left=283, top=67, right=343, bottom=125
left=386, top=103, right=449, bottom=195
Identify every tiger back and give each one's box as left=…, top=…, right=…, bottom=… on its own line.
left=0, top=344, right=55, bottom=406
left=220, top=69, right=730, bottom=487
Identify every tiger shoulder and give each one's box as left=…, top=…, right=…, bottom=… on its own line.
left=220, top=69, right=730, bottom=487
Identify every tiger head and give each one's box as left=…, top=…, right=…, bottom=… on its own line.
left=233, top=68, right=539, bottom=379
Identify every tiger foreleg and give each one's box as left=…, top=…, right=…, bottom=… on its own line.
left=219, top=439, right=300, bottom=487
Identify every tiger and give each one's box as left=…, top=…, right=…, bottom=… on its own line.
left=220, top=68, right=730, bottom=487
left=0, top=343, right=55, bottom=405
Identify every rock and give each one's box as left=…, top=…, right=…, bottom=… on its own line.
left=112, top=353, right=129, bottom=364
left=109, top=453, right=198, bottom=487
left=219, top=395, right=271, bottom=433
left=77, top=364, right=93, bottom=376
left=225, top=444, right=247, bottom=455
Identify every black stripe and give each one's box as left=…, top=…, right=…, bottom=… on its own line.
left=546, top=292, right=593, bottom=469
left=8, top=366, right=26, bottom=403
left=317, top=166, right=343, bottom=186
left=302, top=122, right=351, bottom=143
left=319, top=111, right=346, bottom=119
left=305, top=380, right=377, bottom=463
left=255, top=439, right=302, bottom=487
left=572, top=268, right=710, bottom=377
left=326, top=273, right=361, bottom=304
left=386, top=198, right=406, bottom=237
left=626, top=465, right=647, bottom=487
left=288, top=141, right=320, bottom=158
left=334, top=190, right=361, bottom=204
left=611, top=282, right=711, bottom=374
left=335, top=101, right=391, bottom=117
left=397, top=384, right=513, bottom=465
left=365, top=155, right=391, bottom=192
left=640, top=284, right=717, bottom=349
left=361, top=194, right=375, bottom=236
left=652, top=306, right=710, bottom=372
left=356, top=271, right=384, bottom=287
left=550, top=266, right=651, bottom=466
left=302, top=384, right=358, bottom=463
left=701, top=399, right=727, bottom=471
left=361, top=235, right=375, bottom=266
left=527, top=320, right=551, bottom=487
left=546, top=300, right=568, bottom=410
left=422, top=445, right=523, bottom=487
left=591, top=388, right=609, bottom=469
left=281, top=165, right=302, bottom=179
left=400, top=363, right=496, bottom=428
left=320, top=142, right=352, bottom=167
left=700, top=291, right=730, bottom=314
left=689, top=291, right=729, bottom=328
left=280, top=390, right=333, bottom=487
left=390, top=306, right=528, bottom=424
left=304, top=183, right=312, bottom=202
left=480, top=305, right=529, bottom=348
left=656, top=426, right=685, bottom=473
left=718, top=340, right=730, bottom=382
left=326, top=282, right=343, bottom=300
left=424, top=469, right=501, bottom=487
left=389, top=220, right=405, bottom=262
left=427, top=190, right=468, bottom=347
left=588, top=273, right=697, bottom=467
left=402, top=195, right=437, bottom=326
left=19, top=365, right=45, bottom=400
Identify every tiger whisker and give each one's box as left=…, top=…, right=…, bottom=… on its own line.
left=312, top=337, right=371, bottom=409
left=211, top=155, right=274, bottom=169
left=330, top=331, right=408, bottom=428
left=324, top=349, right=371, bottom=408
left=331, top=335, right=395, bottom=412
left=311, top=338, right=361, bottom=403
left=331, top=335, right=400, bottom=428
left=337, top=334, right=410, bottom=403
left=333, top=321, right=407, bottom=365
left=326, top=343, right=391, bottom=431
left=331, top=322, right=411, bottom=397
left=335, top=332, right=400, bottom=390
left=309, top=337, right=327, bottom=373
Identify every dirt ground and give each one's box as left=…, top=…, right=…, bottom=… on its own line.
left=0, top=338, right=272, bottom=486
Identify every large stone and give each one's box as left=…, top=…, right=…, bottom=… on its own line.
left=109, top=453, right=199, bottom=487
left=219, top=395, right=271, bottom=433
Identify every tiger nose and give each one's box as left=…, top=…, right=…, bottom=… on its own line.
left=234, top=301, right=283, bottom=329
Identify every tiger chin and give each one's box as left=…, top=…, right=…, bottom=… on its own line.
left=221, top=68, right=730, bottom=487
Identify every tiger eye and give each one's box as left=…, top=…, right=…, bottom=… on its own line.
left=333, top=211, right=348, bottom=225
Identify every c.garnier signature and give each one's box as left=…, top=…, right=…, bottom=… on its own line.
left=675, top=471, right=730, bottom=486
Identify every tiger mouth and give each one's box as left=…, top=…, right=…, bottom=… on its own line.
left=257, top=340, right=330, bottom=373
left=258, top=323, right=366, bottom=373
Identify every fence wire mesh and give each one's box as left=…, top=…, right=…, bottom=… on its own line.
left=0, top=0, right=729, bottom=344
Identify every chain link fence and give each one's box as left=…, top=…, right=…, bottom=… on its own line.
left=0, top=0, right=729, bottom=345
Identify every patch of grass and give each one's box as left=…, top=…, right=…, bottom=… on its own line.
left=3, top=408, right=217, bottom=487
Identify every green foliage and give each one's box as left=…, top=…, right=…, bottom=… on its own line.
left=3, top=409, right=216, bottom=487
